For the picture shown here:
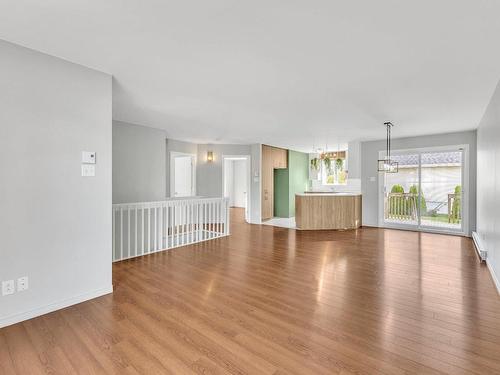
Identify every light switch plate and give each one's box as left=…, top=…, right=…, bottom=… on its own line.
left=2, top=280, right=15, bottom=296
left=17, top=276, right=28, bottom=292
left=82, top=164, right=96, bottom=177
left=82, top=151, right=96, bottom=164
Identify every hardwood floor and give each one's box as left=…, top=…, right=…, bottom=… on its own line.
left=2, top=208, right=500, bottom=374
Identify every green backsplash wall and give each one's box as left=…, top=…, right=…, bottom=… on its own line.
left=273, top=150, right=309, bottom=218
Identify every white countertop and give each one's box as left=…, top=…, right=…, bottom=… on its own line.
left=296, top=192, right=362, bottom=197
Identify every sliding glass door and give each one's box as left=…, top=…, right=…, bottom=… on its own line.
left=383, top=153, right=420, bottom=227
left=381, top=146, right=466, bottom=234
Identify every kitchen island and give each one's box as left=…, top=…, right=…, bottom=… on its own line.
left=295, top=192, right=362, bottom=230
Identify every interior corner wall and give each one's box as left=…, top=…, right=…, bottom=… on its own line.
left=113, top=121, right=167, bottom=203
left=477, top=80, right=500, bottom=292
left=360, top=130, right=477, bottom=232
left=0, top=40, right=113, bottom=327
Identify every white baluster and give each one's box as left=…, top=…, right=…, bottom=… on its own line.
left=127, top=206, right=131, bottom=257
left=112, top=208, right=116, bottom=261
left=120, top=207, right=123, bottom=260
left=135, top=207, right=138, bottom=257
left=154, top=205, right=157, bottom=251
left=147, top=206, right=151, bottom=253
left=141, top=206, right=144, bottom=256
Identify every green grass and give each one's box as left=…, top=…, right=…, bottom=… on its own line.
left=421, top=214, right=460, bottom=224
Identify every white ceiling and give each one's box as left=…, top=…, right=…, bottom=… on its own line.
left=1, top=1, right=500, bottom=152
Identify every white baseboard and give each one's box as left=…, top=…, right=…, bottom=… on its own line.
left=487, top=261, right=500, bottom=296
left=472, top=231, right=487, bottom=261
left=362, top=223, right=380, bottom=228
left=0, top=285, right=113, bottom=328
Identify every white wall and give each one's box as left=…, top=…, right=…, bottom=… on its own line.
left=360, top=130, right=477, bottom=233
left=113, top=121, right=167, bottom=203
left=0, top=40, right=112, bottom=327
left=250, top=144, right=262, bottom=224
left=477, top=80, right=500, bottom=292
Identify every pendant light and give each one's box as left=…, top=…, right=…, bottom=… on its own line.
left=377, top=122, right=398, bottom=173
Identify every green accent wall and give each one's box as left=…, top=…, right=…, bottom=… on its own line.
left=273, top=150, right=309, bottom=218
left=288, top=150, right=309, bottom=216
left=274, top=169, right=289, bottom=217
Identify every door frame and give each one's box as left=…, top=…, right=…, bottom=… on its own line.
left=169, top=151, right=197, bottom=198
left=378, top=144, right=469, bottom=236
left=221, top=155, right=251, bottom=223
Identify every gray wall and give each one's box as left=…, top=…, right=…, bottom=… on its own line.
left=197, top=143, right=261, bottom=224
left=197, top=144, right=252, bottom=197
left=477, top=80, right=500, bottom=291
left=361, top=130, right=477, bottom=233
left=112, top=122, right=199, bottom=202
left=113, top=121, right=167, bottom=203
left=0, top=40, right=112, bottom=327
left=112, top=122, right=261, bottom=222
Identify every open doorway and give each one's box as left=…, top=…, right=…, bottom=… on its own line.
left=222, top=155, right=251, bottom=223
left=170, top=151, right=196, bottom=197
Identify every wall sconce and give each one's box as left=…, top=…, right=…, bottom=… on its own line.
left=207, top=151, right=214, bottom=162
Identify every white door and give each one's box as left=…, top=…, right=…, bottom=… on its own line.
left=222, top=156, right=251, bottom=223
left=233, top=160, right=247, bottom=209
left=173, top=156, right=193, bottom=197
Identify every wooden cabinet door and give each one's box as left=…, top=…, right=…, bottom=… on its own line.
left=272, top=147, right=288, bottom=169
left=278, top=148, right=287, bottom=169
left=261, top=145, right=274, bottom=220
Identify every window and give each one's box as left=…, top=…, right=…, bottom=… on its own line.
left=319, top=151, right=347, bottom=185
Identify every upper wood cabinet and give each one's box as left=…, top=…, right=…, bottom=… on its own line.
left=261, top=145, right=288, bottom=220
left=271, top=147, right=288, bottom=169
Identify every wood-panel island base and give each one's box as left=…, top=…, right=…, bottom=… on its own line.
left=295, top=193, right=362, bottom=230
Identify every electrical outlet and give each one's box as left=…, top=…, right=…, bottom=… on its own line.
left=2, top=280, right=15, bottom=296
left=17, top=276, right=28, bottom=292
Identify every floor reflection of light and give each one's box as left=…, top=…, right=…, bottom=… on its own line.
left=316, top=250, right=330, bottom=301
left=315, top=244, right=347, bottom=304
left=381, top=308, right=395, bottom=346
left=204, top=276, right=217, bottom=301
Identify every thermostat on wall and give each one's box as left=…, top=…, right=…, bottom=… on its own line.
left=82, top=151, right=96, bottom=164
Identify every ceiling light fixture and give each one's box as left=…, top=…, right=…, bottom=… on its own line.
left=378, top=122, right=398, bottom=173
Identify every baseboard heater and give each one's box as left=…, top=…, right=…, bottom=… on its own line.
left=472, top=231, right=487, bottom=262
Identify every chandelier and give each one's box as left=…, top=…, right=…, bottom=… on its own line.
left=377, top=122, right=398, bottom=173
